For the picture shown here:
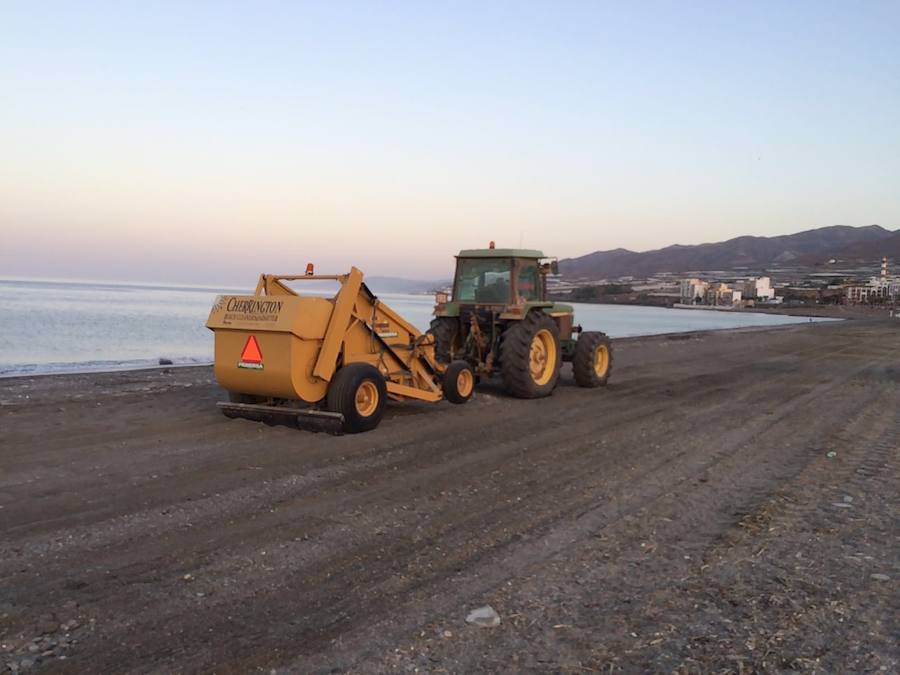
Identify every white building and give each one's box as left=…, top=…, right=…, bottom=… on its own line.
left=846, top=258, right=897, bottom=304
left=742, top=276, right=774, bottom=301
left=846, top=278, right=895, bottom=303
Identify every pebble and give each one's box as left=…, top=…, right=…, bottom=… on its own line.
left=37, top=620, right=57, bottom=634
left=466, top=605, right=500, bottom=628
left=871, top=573, right=890, bottom=582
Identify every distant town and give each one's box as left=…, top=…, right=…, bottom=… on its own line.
left=548, top=256, right=899, bottom=310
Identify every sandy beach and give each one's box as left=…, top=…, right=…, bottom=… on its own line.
left=1, top=320, right=897, bottom=673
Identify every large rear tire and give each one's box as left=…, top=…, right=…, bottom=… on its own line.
left=573, top=331, right=613, bottom=387
left=443, top=360, right=475, bottom=404
left=499, top=311, right=561, bottom=398
left=327, top=364, right=387, bottom=433
left=427, top=317, right=460, bottom=365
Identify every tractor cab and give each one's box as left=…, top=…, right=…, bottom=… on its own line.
left=449, top=247, right=557, bottom=307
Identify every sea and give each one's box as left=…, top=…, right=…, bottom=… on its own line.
left=0, top=278, right=834, bottom=377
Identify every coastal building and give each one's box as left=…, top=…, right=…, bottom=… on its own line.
left=680, top=277, right=749, bottom=306
left=705, top=282, right=742, bottom=306
left=846, top=283, right=891, bottom=303
left=742, top=276, right=774, bottom=301
left=680, top=278, right=708, bottom=304
left=845, top=257, right=897, bottom=304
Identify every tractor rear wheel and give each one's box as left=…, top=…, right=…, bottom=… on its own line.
left=499, top=311, right=561, bottom=398
left=427, top=317, right=459, bottom=365
left=573, top=331, right=613, bottom=387
left=443, top=360, right=475, bottom=404
left=327, top=363, right=387, bottom=433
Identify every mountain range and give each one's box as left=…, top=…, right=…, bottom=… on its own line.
left=559, top=225, right=899, bottom=279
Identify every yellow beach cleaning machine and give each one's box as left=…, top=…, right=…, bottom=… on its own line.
left=206, top=267, right=474, bottom=433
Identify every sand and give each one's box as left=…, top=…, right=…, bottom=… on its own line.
left=1, top=319, right=898, bottom=672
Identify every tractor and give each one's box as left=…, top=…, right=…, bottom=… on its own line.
left=205, top=246, right=612, bottom=435
left=429, top=244, right=612, bottom=397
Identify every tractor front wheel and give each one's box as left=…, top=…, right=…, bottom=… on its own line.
left=573, top=331, right=613, bottom=387
left=499, top=312, right=561, bottom=398
left=327, top=363, right=387, bottom=433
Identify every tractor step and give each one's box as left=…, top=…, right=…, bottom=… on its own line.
left=216, top=402, right=345, bottom=435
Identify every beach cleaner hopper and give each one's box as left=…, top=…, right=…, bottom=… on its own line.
left=206, top=267, right=475, bottom=433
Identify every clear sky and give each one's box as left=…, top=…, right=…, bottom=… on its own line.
left=2, top=1, right=898, bottom=284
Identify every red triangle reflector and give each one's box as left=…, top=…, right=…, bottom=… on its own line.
left=240, top=335, right=263, bottom=364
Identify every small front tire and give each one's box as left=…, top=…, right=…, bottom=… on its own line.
left=573, top=332, right=613, bottom=387
left=443, top=360, right=475, bottom=404
left=327, top=364, right=387, bottom=433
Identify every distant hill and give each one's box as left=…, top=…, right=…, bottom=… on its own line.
left=833, top=230, right=900, bottom=260
left=559, top=225, right=897, bottom=279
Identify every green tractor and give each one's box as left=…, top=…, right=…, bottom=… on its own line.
left=429, top=245, right=612, bottom=398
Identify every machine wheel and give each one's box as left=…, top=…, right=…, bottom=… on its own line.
left=427, top=317, right=460, bottom=364
left=443, top=360, right=475, bottom=404
left=499, top=311, right=561, bottom=398
left=327, top=364, right=387, bottom=433
left=227, top=391, right=265, bottom=404
left=573, top=331, right=613, bottom=387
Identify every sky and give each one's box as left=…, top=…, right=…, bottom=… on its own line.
left=1, top=1, right=898, bottom=284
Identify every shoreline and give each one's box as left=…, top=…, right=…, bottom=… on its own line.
left=0, top=359, right=213, bottom=381
left=0, top=319, right=850, bottom=383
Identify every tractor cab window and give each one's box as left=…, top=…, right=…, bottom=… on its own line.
left=454, top=258, right=512, bottom=303
left=516, top=262, right=540, bottom=301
